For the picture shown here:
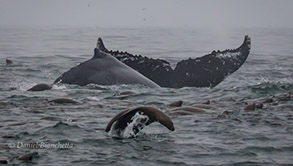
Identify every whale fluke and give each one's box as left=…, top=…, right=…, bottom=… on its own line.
left=101, top=36, right=251, bottom=88
left=173, top=35, right=251, bottom=87
left=105, top=107, right=174, bottom=136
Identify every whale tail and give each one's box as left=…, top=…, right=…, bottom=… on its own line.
left=172, top=36, right=251, bottom=88
left=98, top=36, right=251, bottom=88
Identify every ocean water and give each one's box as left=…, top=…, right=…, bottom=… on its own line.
left=0, top=26, right=292, bottom=165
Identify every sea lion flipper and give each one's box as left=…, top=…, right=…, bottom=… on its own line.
left=172, top=35, right=251, bottom=88
left=105, top=109, right=130, bottom=132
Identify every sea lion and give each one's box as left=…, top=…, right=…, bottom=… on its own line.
left=49, top=98, right=79, bottom=104
left=255, top=103, right=263, bottom=109
left=6, top=59, right=12, bottom=65
left=168, top=110, right=194, bottom=116
left=190, top=104, right=216, bottom=110
left=171, top=106, right=206, bottom=114
left=168, top=100, right=183, bottom=107
left=105, top=107, right=174, bottom=137
left=0, top=158, right=8, bottom=164
left=27, top=83, right=52, bottom=91
left=17, top=152, right=38, bottom=161
left=262, top=98, right=274, bottom=104
left=244, top=103, right=256, bottom=111
left=244, top=102, right=264, bottom=111
left=202, top=100, right=211, bottom=104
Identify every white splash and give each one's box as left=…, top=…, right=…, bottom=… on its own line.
left=51, top=84, right=66, bottom=90
left=86, top=96, right=101, bottom=101
left=17, top=82, right=36, bottom=91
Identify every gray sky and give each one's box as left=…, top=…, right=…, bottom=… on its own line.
left=0, top=0, right=292, bottom=28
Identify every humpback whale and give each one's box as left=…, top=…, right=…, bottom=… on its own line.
left=97, top=36, right=251, bottom=88
left=54, top=44, right=160, bottom=88
left=50, top=36, right=251, bottom=89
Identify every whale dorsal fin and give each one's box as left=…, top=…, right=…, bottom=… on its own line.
left=96, top=37, right=109, bottom=52
left=94, top=38, right=110, bottom=58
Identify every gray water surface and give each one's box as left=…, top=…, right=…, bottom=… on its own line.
left=0, top=27, right=292, bottom=165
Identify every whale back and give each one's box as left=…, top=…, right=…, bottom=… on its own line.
left=54, top=49, right=160, bottom=88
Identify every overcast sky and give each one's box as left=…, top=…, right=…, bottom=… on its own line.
left=0, top=0, right=292, bottom=28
